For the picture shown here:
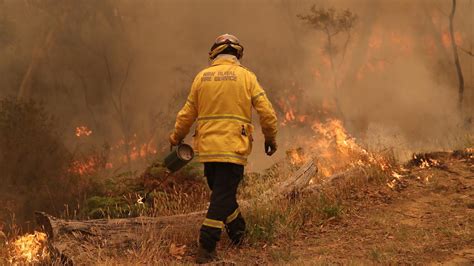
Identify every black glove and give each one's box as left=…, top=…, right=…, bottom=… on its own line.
left=264, top=139, right=277, bottom=156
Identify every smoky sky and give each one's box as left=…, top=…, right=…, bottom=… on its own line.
left=0, top=0, right=472, bottom=170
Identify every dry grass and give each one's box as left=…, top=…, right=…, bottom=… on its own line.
left=148, top=186, right=209, bottom=216
left=1, top=157, right=395, bottom=264
left=0, top=242, right=7, bottom=265
left=242, top=161, right=393, bottom=248
left=0, top=149, right=409, bottom=264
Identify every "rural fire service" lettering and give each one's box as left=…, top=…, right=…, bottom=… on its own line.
left=201, top=71, right=237, bottom=82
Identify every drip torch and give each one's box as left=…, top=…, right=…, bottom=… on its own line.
left=138, top=143, right=195, bottom=204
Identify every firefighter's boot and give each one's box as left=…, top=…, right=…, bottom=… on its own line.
left=196, top=245, right=218, bottom=264
left=226, top=213, right=246, bottom=247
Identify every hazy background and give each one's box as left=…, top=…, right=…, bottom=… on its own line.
left=0, top=0, right=473, bottom=227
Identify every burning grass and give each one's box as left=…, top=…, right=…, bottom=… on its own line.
left=7, top=231, right=50, bottom=264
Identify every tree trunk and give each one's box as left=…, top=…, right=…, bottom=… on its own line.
left=17, top=29, right=55, bottom=100
left=449, top=0, right=465, bottom=110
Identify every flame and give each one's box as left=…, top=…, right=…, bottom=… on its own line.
left=75, top=125, right=92, bottom=137
left=8, top=231, right=49, bottom=264
left=70, top=128, right=158, bottom=175
left=115, top=134, right=158, bottom=163
left=368, top=34, right=383, bottom=49
left=412, top=154, right=440, bottom=169
left=69, top=157, right=100, bottom=175
left=389, top=31, right=413, bottom=54
left=309, top=119, right=367, bottom=176
left=277, top=95, right=313, bottom=126
left=287, top=148, right=308, bottom=168
left=285, top=118, right=392, bottom=177
left=441, top=31, right=463, bottom=48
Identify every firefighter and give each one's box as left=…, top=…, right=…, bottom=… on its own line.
left=169, top=34, right=278, bottom=263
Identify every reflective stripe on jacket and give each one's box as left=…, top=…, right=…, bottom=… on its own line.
left=172, top=55, right=278, bottom=165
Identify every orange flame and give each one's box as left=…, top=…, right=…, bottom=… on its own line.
left=75, top=125, right=92, bottom=137
left=69, top=157, right=100, bottom=175
left=284, top=118, right=392, bottom=177
left=442, top=31, right=463, bottom=48
left=8, top=231, right=49, bottom=264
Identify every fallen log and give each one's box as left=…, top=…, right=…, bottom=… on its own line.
left=36, top=159, right=318, bottom=264
left=36, top=211, right=205, bottom=264
left=261, top=158, right=318, bottom=199
left=301, top=167, right=366, bottom=194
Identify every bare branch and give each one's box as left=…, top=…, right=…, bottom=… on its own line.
left=118, top=58, right=133, bottom=109
left=103, top=53, right=113, bottom=90
left=338, top=30, right=352, bottom=70
left=102, top=53, right=121, bottom=114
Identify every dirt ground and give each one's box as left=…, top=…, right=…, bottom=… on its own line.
left=197, top=152, right=474, bottom=265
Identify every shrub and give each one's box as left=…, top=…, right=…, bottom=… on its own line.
left=0, top=97, right=84, bottom=228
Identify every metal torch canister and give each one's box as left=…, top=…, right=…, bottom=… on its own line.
left=163, top=143, right=195, bottom=173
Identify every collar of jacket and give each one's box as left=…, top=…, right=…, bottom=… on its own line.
left=211, top=54, right=241, bottom=66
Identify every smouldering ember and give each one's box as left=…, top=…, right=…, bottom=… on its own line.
left=75, top=125, right=93, bottom=137
left=419, top=158, right=440, bottom=169
left=387, top=171, right=405, bottom=190
left=8, top=231, right=49, bottom=264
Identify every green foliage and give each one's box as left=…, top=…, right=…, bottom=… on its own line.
left=246, top=204, right=282, bottom=244
left=147, top=158, right=203, bottom=180
left=0, top=98, right=69, bottom=184
left=245, top=193, right=344, bottom=245
left=149, top=166, right=168, bottom=177
left=180, top=161, right=204, bottom=179
left=319, top=201, right=343, bottom=219
left=76, top=160, right=207, bottom=219
left=81, top=195, right=146, bottom=219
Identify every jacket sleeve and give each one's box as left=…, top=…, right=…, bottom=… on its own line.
left=250, top=75, right=278, bottom=141
left=172, top=77, right=199, bottom=141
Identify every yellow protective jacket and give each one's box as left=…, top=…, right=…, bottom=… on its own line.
left=172, top=55, right=278, bottom=165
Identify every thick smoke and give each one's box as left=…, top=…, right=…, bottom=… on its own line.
left=0, top=0, right=472, bottom=171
